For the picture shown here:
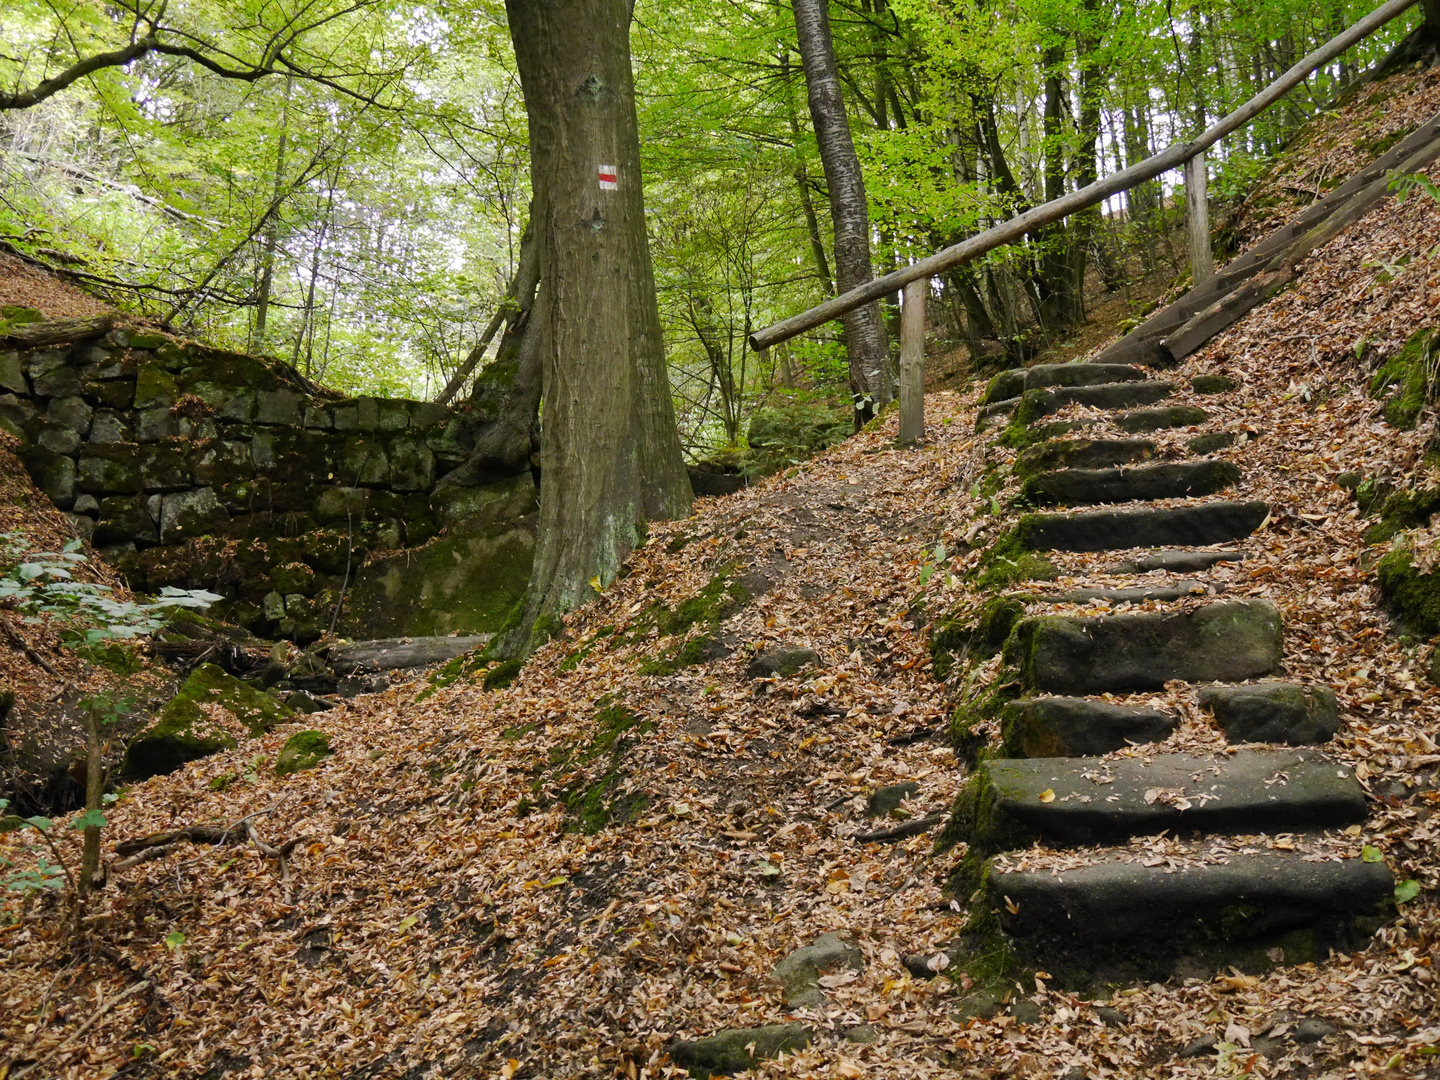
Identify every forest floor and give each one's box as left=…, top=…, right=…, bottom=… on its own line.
left=3, top=61, right=1440, bottom=1080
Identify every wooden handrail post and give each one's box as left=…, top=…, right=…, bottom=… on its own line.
left=1185, top=151, right=1215, bottom=287
left=898, top=278, right=925, bottom=444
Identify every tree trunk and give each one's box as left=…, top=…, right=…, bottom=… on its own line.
left=253, top=76, right=292, bottom=351
left=791, top=0, right=891, bottom=425
left=80, top=704, right=103, bottom=892
left=495, top=0, right=691, bottom=658
left=782, top=52, right=836, bottom=295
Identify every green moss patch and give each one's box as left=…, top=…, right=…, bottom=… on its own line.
left=552, top=702, right=656, bottom=833
left=123, top=663, right=294, bottom=780
left=974, top=530, right=1058, bottom=589
left=930, top=596, right=1028, bottom=679
left=1369, top=328, right=1438, bottom=432
left=1376, top=545, right=1440, bottom=636
left=1362, top=485, right=1440, bottom=545
left=482, top=658, right=524, bottom=690
left=276, top=730, right=333, bottom=775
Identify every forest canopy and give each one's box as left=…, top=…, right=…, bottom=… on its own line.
left=0, top=0, right=1416, bottom=452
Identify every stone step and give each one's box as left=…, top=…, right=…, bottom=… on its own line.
left=1009, top=599, right=1282, bottom=694
left=1015, top=500, right=1269, bottom=553
left=1106, top=549, right=1244, bottom=574
left=1022, top=382, right=1174, bottom=420
left=999, top=696, right=1178, bottom=758
left=980, top=363, right=1151, bottom=406
left=1113, top=405, right=1208, bottom=432
left=987, top=853, right=1393, bottom=979
left=1198, top=682, right=1341, bottom=746
left=956, top=748, right=1367, bottom=850
left=1013, top=438, right=1156, bottom=479
left=1021, top=460, right=1240, bottom=506
left=1040, top=580, right=1221, bottom=604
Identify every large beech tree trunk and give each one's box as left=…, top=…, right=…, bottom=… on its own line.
left=496, top=0, right=691, bottom=658
left=791, top=0, right=891, bottom=425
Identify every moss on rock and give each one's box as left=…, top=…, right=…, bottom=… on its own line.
left=930, top=595, right=1028, bottom=678
left=1369, top=328, right=1438, bottom=431
left=1376, top=545, right=1440, bottom=636
left=276, top=730, right=333, bottom=775
left=123, top=663, right=294, bottom=780
left=974, top=530, right=1058, bottom=589
left=1362, top=485, right=1440, bottom=545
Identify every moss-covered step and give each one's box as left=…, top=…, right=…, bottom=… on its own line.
left=954, top=748, right=1367, bottom=850
left=1013, top=438, right=1156, bottom=479
left=1007, top=599, right=1281, bottom=694
left=1112, top=405, right=1208, bottom=432
left=1106, top=548, right=1244, bottom=573
left=1040, top=579, right=1219, bottom=603
left=980, top=363, right=1151, bottom=406
left=1198, top=682, right=1340, bottom=745
left=988, top=853, right=1393, bottom=980
left=122, top=663, right=294, bottom=780
left=999, top=696, right=1177, bottom=757
left=1021, top=460, right=1240, bottom=506
left=1013, top=500, right=1268, bottom=553
left=1017, top=382, right=1175, bottom=423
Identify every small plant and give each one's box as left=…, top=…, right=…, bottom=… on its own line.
left=0, top=536, right=220, bottom=898
left=0, top=535, right=221, bottom=641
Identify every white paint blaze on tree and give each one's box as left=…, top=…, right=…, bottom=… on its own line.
left=497, top=0, right=692, bottom=658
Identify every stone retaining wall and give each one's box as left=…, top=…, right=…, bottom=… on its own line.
left=0, top=324, right=534, bottom=641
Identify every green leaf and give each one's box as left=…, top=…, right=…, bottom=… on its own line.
left=164, top=930, right=186, bottom=949
left=933, top=542, right=947, bottom=562
left=23, top=815, right=53, bottom=832
left=398, top=915, right=418, bottom=930
left=72, top=808, right=107, bottom=831
left=918, top=564, right=934, bottom=585
left=1361, top=844, right=1385, bottom=863
left=1395, top=879, right=1422, bottom=904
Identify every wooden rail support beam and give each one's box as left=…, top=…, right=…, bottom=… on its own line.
left=1185, top=152, right=1214, bottom=288
left=898, top=279, right=925, bottom=444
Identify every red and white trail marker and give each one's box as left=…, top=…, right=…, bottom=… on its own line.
left=598, top=165, right=618, bottom=191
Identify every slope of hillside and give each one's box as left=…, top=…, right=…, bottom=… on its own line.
left=4, top=68, right=1440, bottom=1080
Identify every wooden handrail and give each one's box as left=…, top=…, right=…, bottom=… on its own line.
left=749, top=0, right=1418, bottom=352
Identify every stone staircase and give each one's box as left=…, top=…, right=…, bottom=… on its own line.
left=942, top=359, right=1395, bottom=986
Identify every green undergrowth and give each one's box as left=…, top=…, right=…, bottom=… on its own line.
left=974, top=529, right=1057, bottom=590
left=1369, top=327, right=1439, bottom=432
left=622, top=565, right=750, bottom=675
left=414, top=648, right=513, bottom=702
left=929, top=596, right=1027, bottom=680
left=522, top=699, right=656, bottom=834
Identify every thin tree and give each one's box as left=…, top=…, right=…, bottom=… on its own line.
left=791, top=0, right=891, bottom=426
left=492, top=0, right=692, bottom=658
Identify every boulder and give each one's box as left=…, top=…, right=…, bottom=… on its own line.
left=866, top=781, right=920, bottom=818
left=1198, top=682, right=1340, bottom=745
left=667, top=1024, right=811, bottom=1078
left=747, top=646, right=820, bottom=678
left=123, top=663, right=294, bottom=780
left=771, top=931, right=865, bottom=1006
